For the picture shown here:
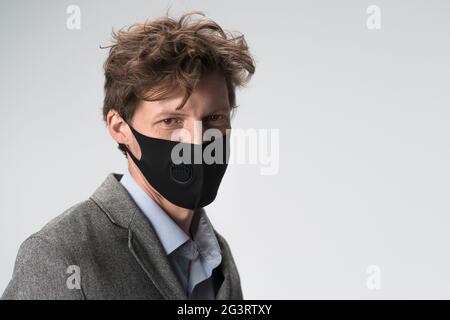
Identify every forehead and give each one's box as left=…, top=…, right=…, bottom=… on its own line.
left=139, top=71, right=230, bottom=118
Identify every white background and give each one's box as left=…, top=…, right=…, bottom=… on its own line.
left=1, top=0, right=450, bottom=298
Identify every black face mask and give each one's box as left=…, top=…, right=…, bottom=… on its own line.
left=123, top=121, right=230, bottom=210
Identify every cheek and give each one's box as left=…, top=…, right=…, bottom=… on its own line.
left=152, top=124, right=193, bottom=142
left=152, top=127, right=177, bottom=141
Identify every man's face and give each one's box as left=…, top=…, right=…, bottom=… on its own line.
left=127, top=70, right=231, bottom=159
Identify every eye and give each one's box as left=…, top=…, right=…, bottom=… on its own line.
left=206, top=114, right=225, bottom=122
left=161, top=118, right=179, bottom=126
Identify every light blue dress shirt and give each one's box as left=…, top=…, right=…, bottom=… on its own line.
left=120, top=169, right=223, bottom=299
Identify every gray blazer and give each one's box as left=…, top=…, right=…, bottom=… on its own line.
left=1, top=173, right=243, bottom=300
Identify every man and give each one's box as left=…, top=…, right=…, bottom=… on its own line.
left=2, top=11, right=255, bottom=300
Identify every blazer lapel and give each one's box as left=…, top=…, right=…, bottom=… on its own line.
left=90, top=173, right=187, bottom=300
left=214, top=230, right=243, bottom=300
left=128, top=205, right=187, bottom=299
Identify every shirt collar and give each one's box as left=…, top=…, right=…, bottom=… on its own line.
left=120, top=169, right=190, bottom=254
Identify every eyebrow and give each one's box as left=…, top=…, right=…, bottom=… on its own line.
left=210, top=105, right=231, bottom=113
left=156, top=105, right=230, bottom=118
left=156, top=111, right=190, bottom=118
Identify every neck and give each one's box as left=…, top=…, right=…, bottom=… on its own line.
left=128, top=157, right=194, bottom=237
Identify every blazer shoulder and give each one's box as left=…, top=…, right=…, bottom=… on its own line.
left=2, top=198, right=118, bottom=300
left=37, top=198, right=118, bottom=245
left=1, top=232, right=83, bottom=299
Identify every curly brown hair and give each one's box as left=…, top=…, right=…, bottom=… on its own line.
left=101, top=10, right=256, bottom=156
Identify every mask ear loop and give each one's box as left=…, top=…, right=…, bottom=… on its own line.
left=116, top=113, right=128, bottom=149
left=119, top=115, right=136, bottom=158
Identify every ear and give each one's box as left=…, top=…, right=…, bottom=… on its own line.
left=106, top=109, right=129, bottom=145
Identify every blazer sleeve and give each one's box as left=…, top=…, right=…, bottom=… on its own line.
left=1, top=235, right=84, bottom=300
